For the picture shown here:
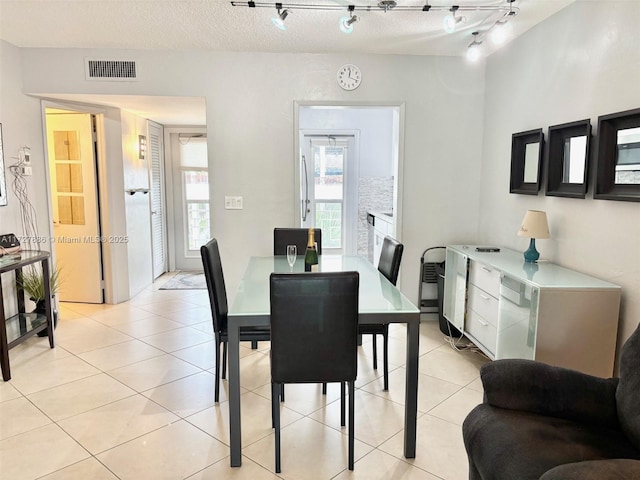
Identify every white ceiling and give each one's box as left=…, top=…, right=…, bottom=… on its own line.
left=0, top=0, right=574, bottom=125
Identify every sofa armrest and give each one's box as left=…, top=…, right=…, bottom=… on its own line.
left=540, top=459, right=640, bottom=480
left=481, top=359, right=619, bottom=428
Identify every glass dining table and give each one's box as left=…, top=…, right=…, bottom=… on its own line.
left=227, top=254, right=421, bottom=467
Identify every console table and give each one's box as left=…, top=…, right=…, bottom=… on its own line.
left=443, top=245, right=621, bottom=378
left=0, top=250, right=54, bottom=381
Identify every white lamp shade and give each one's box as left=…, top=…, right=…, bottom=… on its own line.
left=518, top=210, right=550, bottom=239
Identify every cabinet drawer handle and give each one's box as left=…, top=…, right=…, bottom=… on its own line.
left=477, top=318, right=488, bottom=326
left=480, top=294, right=490, bottom=300
left=482, top=266, right=492, bottom=273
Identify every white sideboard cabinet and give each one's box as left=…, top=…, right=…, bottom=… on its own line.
left=443, top=245, right=621, bottom=378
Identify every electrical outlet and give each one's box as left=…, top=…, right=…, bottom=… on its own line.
left=22, top=166, right=33, bottom=176
left=23, top=151, right=31, bottom=165
left=224, top=196, right=244, bottom=210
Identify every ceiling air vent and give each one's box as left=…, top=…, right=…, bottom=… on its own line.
left=85, top=59, right=138, bottom=81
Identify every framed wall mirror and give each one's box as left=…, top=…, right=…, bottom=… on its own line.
left=594, top=108, right=640, bottom=202
left=0, top=124, right=7, bottom=207
left=546, top=119, right=591, bottom=198
left=510, top=128, right=544, bottom=195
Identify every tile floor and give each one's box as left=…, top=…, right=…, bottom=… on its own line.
left=0, top=274, right=489, bottom=480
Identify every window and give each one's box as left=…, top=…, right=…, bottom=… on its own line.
left=179, top=137, right=210, bottom=251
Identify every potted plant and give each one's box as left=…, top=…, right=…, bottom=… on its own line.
left=18, top=266, right=61, bottom=336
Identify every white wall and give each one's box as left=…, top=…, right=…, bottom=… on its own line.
left=0, top=40, right=52, bottom=315
left=479, top=1, right=640, bottom=358
left=19, top=50, right=486, bottom=303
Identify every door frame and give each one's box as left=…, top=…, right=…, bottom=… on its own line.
left=163, top=126, right=207, bottom=271
left=299, top=130, right=360, bottom=254
left=40, top=100, right=115, bottom=303
left=293, top=101, right=406, bottom=244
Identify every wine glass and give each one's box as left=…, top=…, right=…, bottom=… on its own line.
left=286, top=245, right=297, bottom=271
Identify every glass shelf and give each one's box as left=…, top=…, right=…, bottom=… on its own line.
left=6, top=312, right=48, bottom=346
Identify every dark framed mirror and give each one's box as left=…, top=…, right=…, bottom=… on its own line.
left=510, top=128, right=544, bottom=195
left=546, top=119, right=591, bottom=198
left=594, top=107, right=640, bottom=202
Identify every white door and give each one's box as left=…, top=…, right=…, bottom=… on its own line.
left=300, top=134, right=358, bottom=254
left=46, top=110, right=103, bottom=303
left=170, top=133, right=210, bottom=270
left=149, top=122, right=167, bottom=279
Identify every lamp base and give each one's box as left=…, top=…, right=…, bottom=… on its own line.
left=523, top=238, right=540, bottom=263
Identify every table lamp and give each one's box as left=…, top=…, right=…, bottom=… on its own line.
left=517, top=210, right=550, bottom=263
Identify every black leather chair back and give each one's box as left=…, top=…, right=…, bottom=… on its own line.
left=201, top=238, right=228, bottom=335
left=377, top=236, right=404, bottom=286
left=270, top=272, right=359, bottom=384
left=273, top=228, right=322, bottom=255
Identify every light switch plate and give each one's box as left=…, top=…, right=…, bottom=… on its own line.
left=225, top=196, right=243, bottom=210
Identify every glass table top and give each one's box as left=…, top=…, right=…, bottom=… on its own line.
left=230, top=255, right=419, bottom=317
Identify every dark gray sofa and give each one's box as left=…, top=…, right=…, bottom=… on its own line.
left=462, top=324, right=640, bottom=480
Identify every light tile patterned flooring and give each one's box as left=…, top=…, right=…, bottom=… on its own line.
left=0, top=274, right=489, bottom=480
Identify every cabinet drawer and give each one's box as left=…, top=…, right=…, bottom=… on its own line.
left=469, top=261, right=501, bottom=298
left=466, top=310, right=497, bottom=355
left=467, top=284, right=498, bottom=327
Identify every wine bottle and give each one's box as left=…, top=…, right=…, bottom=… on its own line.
left=304, top=228, right=319, bottom=272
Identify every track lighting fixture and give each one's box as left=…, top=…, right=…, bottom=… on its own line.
left=491, top=0, right=517, bottom=44
left=443, top=6, right=465, bottom=34
left=465, top=0, right=518, bottom=61
left=231, top=1, right=521, bottom=55
left=340, top=7, right=358, bottom=34
left=466, top=32, right=482, bottom=62
left=491, top=20, right=508, bottom=44
left=271, top=4, right=289, bottom=30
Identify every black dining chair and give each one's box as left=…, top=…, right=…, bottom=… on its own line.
left=201, top=238, right=271, bottom=403
left=360, top=235, right=403, bottom=391
left=273, top=227, right=322, bottom=255
left=270, top=271, right=359, bottom=473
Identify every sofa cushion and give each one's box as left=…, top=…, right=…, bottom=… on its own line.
left=616, top=324, right=640, bottom=450
left=540, top=459, right=640, bottom=480
left=463, top=404, right=640, bottom=480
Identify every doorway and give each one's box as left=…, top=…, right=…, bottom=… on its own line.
left=45, top=108, right=103, bottom=303
left=166, top=129, right=210, bottom=271
left=296, top=104, right=403, bottom=258
left=300, top=133, right=358, bottom=254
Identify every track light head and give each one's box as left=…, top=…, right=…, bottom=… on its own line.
left=340, top=11, right=359, bottom=34
left=443, top=7, right=465, bottom=34
left=271, top=7, right=289, bottom=30
left=466, top=31, right=482, bottom=61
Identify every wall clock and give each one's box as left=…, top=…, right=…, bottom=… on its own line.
left=337, top=64, right=362, bottom=91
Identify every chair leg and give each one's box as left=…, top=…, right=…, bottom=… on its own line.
left=214, top=340, right=221, bottom=403
left=272, top=382, right=280, bottom=427
left=340, top=382, right=346, bottom=427
left=383, top=325, right=389, bottom=391
left=272, top=382, right=282, bottom=473
left=221, top=341, right=228, bottom=380
left=322, top=382, right=327, bottom=395
left=348, top=381, right=355, bottom=471
left=281, top=383, right=285, bottom=402
left=251, top=340, right=258, bottom=349
left=372, top=334, right=378, bottom=370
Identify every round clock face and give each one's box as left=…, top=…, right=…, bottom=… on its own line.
left=337, top=64, right=362, bottom=91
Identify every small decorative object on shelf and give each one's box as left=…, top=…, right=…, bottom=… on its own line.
left=517, top=210, right=550, bottom=263
left=304, top=228, right=318, bottom=272
left=18, top=265, right=61, bottom=336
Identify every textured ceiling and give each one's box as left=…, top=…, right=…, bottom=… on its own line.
left=0, top=0, right=574, bottom=56
left=0, top=0, right=574, bottom=125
